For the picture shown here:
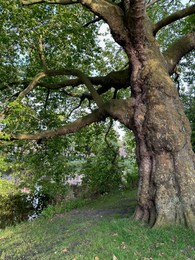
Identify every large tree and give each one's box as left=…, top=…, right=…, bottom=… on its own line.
left=0, top=0, right=195, bottom=229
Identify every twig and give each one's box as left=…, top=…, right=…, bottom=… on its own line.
left=104, top=118, right=117, bottom=164
left=83, top=17, right=101, bottom=27
left=146, top=0, right=161, bottom=9
left=44, top=89, right=50, bottom=112
left=38, top=35, right=48, bottom=70
left=67, top=99, right=83, bottom=118
left=21, top=0, right=78, bottom=6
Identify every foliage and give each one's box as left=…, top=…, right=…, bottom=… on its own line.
left=0, top=179, right=28, bottom=229
left=40, top=197, right=89, bottom=219
left=0, top=178, right=50, bottom=229
left=0, top=192, right=33, bottom=229
left=79, top=122, right=122, bottom=195
left=0, top=179, right=18, bottom=198
left=119, top=129, right=138, bottom=189
left=2, top=100, right=38, bottom=132
left=1, top=108, right=138, bottom=199
left=0, top=0, right=128, bottom=202
left=181, top=85, right=195, bottom=151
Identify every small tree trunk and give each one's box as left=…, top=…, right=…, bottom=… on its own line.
left=132, top=58, right=195, bottom=230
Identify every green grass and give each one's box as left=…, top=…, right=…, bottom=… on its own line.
left=0, top=190, right=194, bottom=260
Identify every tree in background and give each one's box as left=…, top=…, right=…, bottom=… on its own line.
left=0, top=0, right=195, bottom=229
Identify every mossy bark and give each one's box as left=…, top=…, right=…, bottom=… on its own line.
left=129, top=50, right=195, bottom=230
left=112, top=18, right=195, bottom=229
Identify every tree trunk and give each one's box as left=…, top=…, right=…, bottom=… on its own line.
left=129, top=48, right=195, bottom=230
left=108, top=10, right=195, bottom=229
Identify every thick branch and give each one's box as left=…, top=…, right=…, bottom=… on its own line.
left=154, top=4, right=195, bottom=35
left=44, top=69, right=130, bottom=91
left=8, top=109, right=104, bottom=141
left=2, top=98, right=134, bottom=141
left=18, top=72, right=46, bottom=98
left=13, top=68, right=129, bottom=102
left=21, top=0, right=78, bottom=5
left=18, top=68, right=104, bottom=111
left=1, top=69, right=130, bottom=105
left=105, top=98, right=134, bottom=127
left=164, top=31, right=195, bottom=75
left=38, top=35, right=47, bottom=69
left=128, top=0, right=145, bottom=48
left=80, top=0, right=132, bottom=48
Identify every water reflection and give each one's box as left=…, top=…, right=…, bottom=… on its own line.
left=0, top=189, right=49, bottom=229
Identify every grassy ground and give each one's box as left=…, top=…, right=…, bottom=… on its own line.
left=0, top=189, right=194, bottom=260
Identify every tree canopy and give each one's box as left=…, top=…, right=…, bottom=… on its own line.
left=0, top=1, right=194, bottom=140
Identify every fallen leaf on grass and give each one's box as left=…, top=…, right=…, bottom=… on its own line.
left=95, top=256, right=99, bottom=260
left=134, top=250, right=141, bottom=256
left=171, top=236, right=176, bottom=243
left=120, top=242, right=127, bottom=249
left=113, top=255, right=118, bottom=260
left=62, top=248, right=68, bottom=253
left=181, top=245, right=195, bottom=253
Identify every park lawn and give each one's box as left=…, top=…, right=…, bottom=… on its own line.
left=0, top=189, right=194, bottom=260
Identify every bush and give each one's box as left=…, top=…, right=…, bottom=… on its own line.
left=0, top=179, right=50, bottom=229
left=0, top=192, right=34, bottom=229
left=40, top=197, right=89, bottom=219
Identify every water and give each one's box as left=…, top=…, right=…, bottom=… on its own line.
left=0, top=191, right=49, bottom=229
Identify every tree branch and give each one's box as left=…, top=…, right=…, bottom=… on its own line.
left=43, top=69, right=130, bottom=91
left=8, top=109, right=105, bottom=141
left=21, top=0, right=78, bottom=5
left=1, top=98, right=134, bottom=141
left=128, top=0, right=146, bottom=48
left=154, top=4, right=195, bottom=35
left=18, top=68, right=105, bottom=111
left=18, top=71, right=46, bottom=98
left=70, top=69, right=105, bottom=111
left=79, top=0, right=132, bottom=48
left=163, top=31, right=195, bottom=75
left=38, top=35, right=48, bottom=70
left=15, top=68, right=129, bottom=102
left=1, top=69, right=130, bottom=105
left=146, top=0, right=161, bottom=9
left=83, top=17, right=101, bottom=27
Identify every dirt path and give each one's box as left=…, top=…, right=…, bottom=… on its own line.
left=54, top=196, right=137, bottom=223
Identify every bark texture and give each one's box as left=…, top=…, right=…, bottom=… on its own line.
left=133, top=55, right=195, bottom=229
left=123, top=18, right=195, bottom=230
